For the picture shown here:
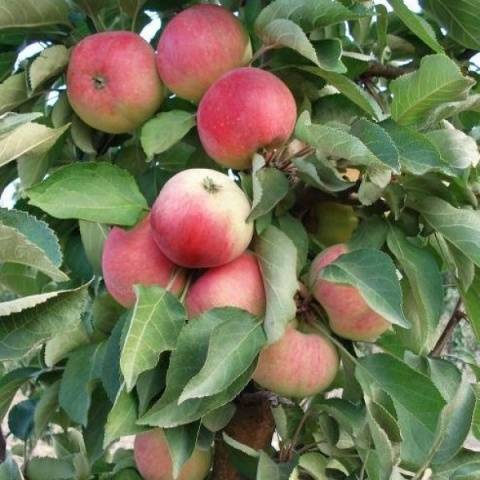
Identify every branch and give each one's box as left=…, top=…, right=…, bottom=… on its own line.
left=361, top=62, right=414, bottom=79
left=431, top=298, right=465, bottom=357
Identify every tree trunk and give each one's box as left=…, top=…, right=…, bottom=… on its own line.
left=211, top=393, right=275, bottom=480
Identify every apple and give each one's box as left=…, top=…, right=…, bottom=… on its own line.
left=185, top=251, right=265, bottom=318
left=156, top=4, right=252, bottom=102
left=253, top=324, right=339, bottom=397
left=102, top=215, right=186, bottom=308
left=305, top=202, right=358, bottom=247
left=310, top=244, right=390, bottom=341
left=134, top=429, right=211, bottom=480
left=197, top=67, right=297, bottom=170
left=67, top=31, right=164, bottom=134
left=150, top=169, right=253, bottom=268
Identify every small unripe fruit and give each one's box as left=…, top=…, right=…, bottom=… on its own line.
left=185, top=252, right=266, bottom=318
left=156, top=4, right=252, bottom=102
left=197, top=67, right=297, bottom=170
left=150, top=169, right=253, bottom=268
left=310, top=244, right=390, bottom=341
left=134, top=429, right=211, bottom=480
left=253, top=324, right=338, bottom=397
left=306, top=202, right=358, bottom=247
left=102, top=215, right=185, bottom=308
left=67, top=31, right=164, bottom=134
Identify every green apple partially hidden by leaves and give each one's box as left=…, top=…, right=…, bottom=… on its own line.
left=306, top=202, right=359, bottom=247
left=134, top=429, right=211, bottom=480
left=102, top=215, right=186, bottom=308
left=253, top=323, right=339, bottom=397
left=156, top=4, right=252, bottom=102
left=185, top=251, right=266, bottom=318
left=310, top=244, right=390, bottom=342
left=67, top=31, right=164, bottom=133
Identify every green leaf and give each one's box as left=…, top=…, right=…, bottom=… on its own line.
left=139, top=309, right=255, bottom=428
left=411, top=197, right=480, bottom=268
left=120, top=286, right=185, bottom=392
left=25, top=457, right=75, bottom=480
left=350, top=118, right=400, bottom=172
left=293, top=153, right=354, bottom=194
left=0, top=121, right=69, bottom=168
left=260, top=19, right=319, bottom=66
left=255, top=0, right=366, bottom=32
left=425, top=128, right=480, bottom=171
left=33, top=380, right=60, bottom=439
left=0, top=223, right=68, bottom=282
left=320, top=248, right=408, bottom=328
left=298, top=452, right=327, bottom=479
left=59, top=343, right=106, bottom=426
left=248, top=155, right=289, bottom=221
left=164, top=423, right=200, bottom=478
left=71, top=115, right=96, bottom=154
left=462, top=270, right=480, bottom=341
left=295, top=66, right=382, bottom=119
left=202, top=403, right=236, bottom=432
left=0, top=0, right=71, bottom=30
left=277, top=214, right=308, bottom=273
left=365, top=400, right=395, bottom=480
left=0, top=367, right=39, bottom=421
left=141, top=110, right=196, bottom=160
left=387, top=0, right=444, bottom=53
left=381, top=119, right=448, bottom=175
left=44, top=322, right=90, bottom=367
left=0, top=112, right=42, bottom=135
left=430, top=377, right=476, bottom=465
left=179, top=310, right=266, bottom=402
left=0, top=74, right=28, bottom=114
left=255, top=225, right=298, bottom=343
left=295, top=112, right=392, bottom=173
left=27, top=162, right=148, bottom=226
left=0, top=207, right=63, bottom=267
left=28, top=45, right=69, bottom=91
left=79, top=220, right=108, bottom=274
left=120, top=0, right=147, bottom=17
left=8, top=398, right=36, bottom=440
left=257, top=451, right=297, bottom=479
left=390, top=54, right=475, bottom=126
left=0, top=456, right=22, bottom=480
left=104, top=386, right=144, bottom=447
left=421, top=0, right=480, bottom=50
left=386, top=227, right=443, bottom=353
left=356, top=353, right=446, bottom=456
left=0, top=284, right=89, bottom=360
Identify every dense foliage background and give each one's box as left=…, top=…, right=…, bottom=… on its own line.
left=0, top=0, right=480, bottom=479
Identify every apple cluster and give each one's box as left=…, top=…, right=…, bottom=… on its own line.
left=67, top=5, right=391, bottom=479
left=66, top=4, right=297, bottom=171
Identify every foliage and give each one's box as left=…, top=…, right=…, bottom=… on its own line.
left=0, top=0, right=479, bottom=479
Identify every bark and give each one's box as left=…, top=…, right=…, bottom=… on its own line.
left=211, top=393, right=275, bottom=480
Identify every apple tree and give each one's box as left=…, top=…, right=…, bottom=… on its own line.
left=0, top=0, right=480, bottom=479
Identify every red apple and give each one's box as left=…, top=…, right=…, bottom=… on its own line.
left=310, top=244, right=390, bottom=342
left=102, top=215, right=186, bottom=308
left=185, top=251, right=265, bottom=318
left=67, top=31, right=164, bottom=134
left=253, top=324, right=339, bottom=397
left=150, top=169, right=253, bottom=268
left=197, top=67, right=297, bottom=170
left=156, top=4, right=252, bottom=102
left=134, top=428, right=211, bottom=480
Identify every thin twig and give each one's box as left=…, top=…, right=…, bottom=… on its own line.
left=431, top=297, right=465, bottom=357
left=361, top=62, right=413, bottom=79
